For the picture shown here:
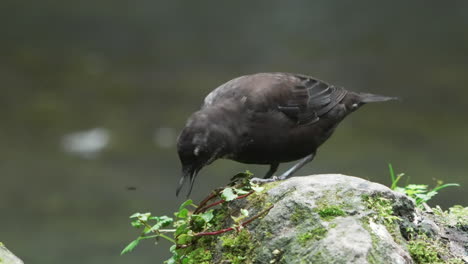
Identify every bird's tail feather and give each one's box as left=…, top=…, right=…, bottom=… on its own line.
left=359, top=93, right=399, bottom=103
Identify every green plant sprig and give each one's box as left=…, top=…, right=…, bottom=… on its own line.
left=388, top=164, right=460, bottom=207
left=121, top=171, right=272, bottom=264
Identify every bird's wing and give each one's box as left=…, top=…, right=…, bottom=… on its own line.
left=277, top=74, right=347, bottom=125
left=202, top=73, right=347, bottom=125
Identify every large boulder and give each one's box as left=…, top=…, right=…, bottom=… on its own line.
left=189, top=174, right=467, bottom=264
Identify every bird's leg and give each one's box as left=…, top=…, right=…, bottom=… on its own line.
left=263, top=162, right=279, bottom=179
left=277, top=152, right=316, bottom=180
left=251, top=153, right=316, bottom=184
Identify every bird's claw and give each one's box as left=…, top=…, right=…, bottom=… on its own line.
left=250, top=176, right=278, bottom=184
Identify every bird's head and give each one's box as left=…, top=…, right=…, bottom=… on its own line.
left=342, top=92, right=398, bottom=112
left=176, top=112, right=231, bottom=197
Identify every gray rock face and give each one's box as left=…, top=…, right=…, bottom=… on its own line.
left=197, top=174, right=467, bottom=264
left=0, top=243, right=24, bottom=264
left=251, top=174, right=414, bottom=264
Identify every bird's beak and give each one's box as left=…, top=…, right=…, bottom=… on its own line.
left=176, top=166, right=200, bottom=198
left=358, top=93, right=399, bottom=103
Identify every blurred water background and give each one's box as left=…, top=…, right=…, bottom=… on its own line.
left=1, top=1, right=467, bottom=263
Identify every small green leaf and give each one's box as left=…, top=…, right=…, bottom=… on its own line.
left=244, top=170, right=254, bottom=177
left=165, top=246, right=179, bottom=264
left=406, top=184, right=428, bottom=191
left=178, top=200, right=193, bottom=211
left=221, top=187, right=237, bottom=201
left=137, top=213, right=151, bottom=221
left=235, top=188, right=249, bottom=195
left=175, top=223, right=189, bottom=236
left=231, top=209, right=249, bottom=223
left=199, top=210, right=214, bottom=223
left=130, top=212, right=141, bottom=218
left=165, top=258, right=176, bottom=264
left=149, top=216, right=174, bottom=232
left=121, top=239, right=140, bottom=255
left=169, top=244, right=177, bottom=253
left=393, top=186, right=406, bottom=194
left=159, top=215, right=174, bottom=223
left=176, top=234, right=193, bottom=244
left=241, top=209, right=249, bottom=217
left=176, top=208, right=189, bottom=219
left=131, top=220, right=143, bottom=228
left=251, top=184, right=264, bottom=193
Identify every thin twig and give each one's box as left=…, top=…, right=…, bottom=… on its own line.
left=138, top=220, right=176, bottom=243
left=176, top=244, right=190, bottom=249
left=195, top=226, right=235, bottom=236
left=139, top=219, right=155, bottom=233
left=194, top=204, right=274, bottom=237
left=158, top=233, right=176, bottom=244
left=194, top=189, right=222, bottom=214
left=239, top=204, right=274, bottom=227
left=158, top=229, right=176, bottom=232
left=196, top=191, right=255, bottom=214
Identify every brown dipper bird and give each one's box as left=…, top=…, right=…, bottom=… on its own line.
left=176, top=73, right=397, bottom=196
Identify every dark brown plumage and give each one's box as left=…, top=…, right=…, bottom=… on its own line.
left=176, top=72, right=397, bottom=196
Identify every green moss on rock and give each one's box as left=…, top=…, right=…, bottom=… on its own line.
left=290, top=206, right=313, bottom=224
left=362, top=195, right=401, bottom=225
left=211, top=205, right=229, bottom=230
left=408, top=236, right=440, bottom=263
left=316, top=205, right=346, bottom=220
left=185, top=248, right=212, bottom=264
left=297, top=226, right=327, bottom=245
left=220, top=229, right=257, bottom=264
left=407, top=233, right=464, bottom=264
left=433, top=205, right=468, bottom=228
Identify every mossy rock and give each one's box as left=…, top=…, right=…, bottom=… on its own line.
left=185, top=174, right=467, bottom=264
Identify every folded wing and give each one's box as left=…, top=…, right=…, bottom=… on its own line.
left=278, top=74, right=347, bottom=125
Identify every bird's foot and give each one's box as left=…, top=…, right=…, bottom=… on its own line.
left=250, top=176, right=279, bottom=184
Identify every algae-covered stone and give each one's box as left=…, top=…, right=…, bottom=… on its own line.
left=187, top=174, right=467, bottom=264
